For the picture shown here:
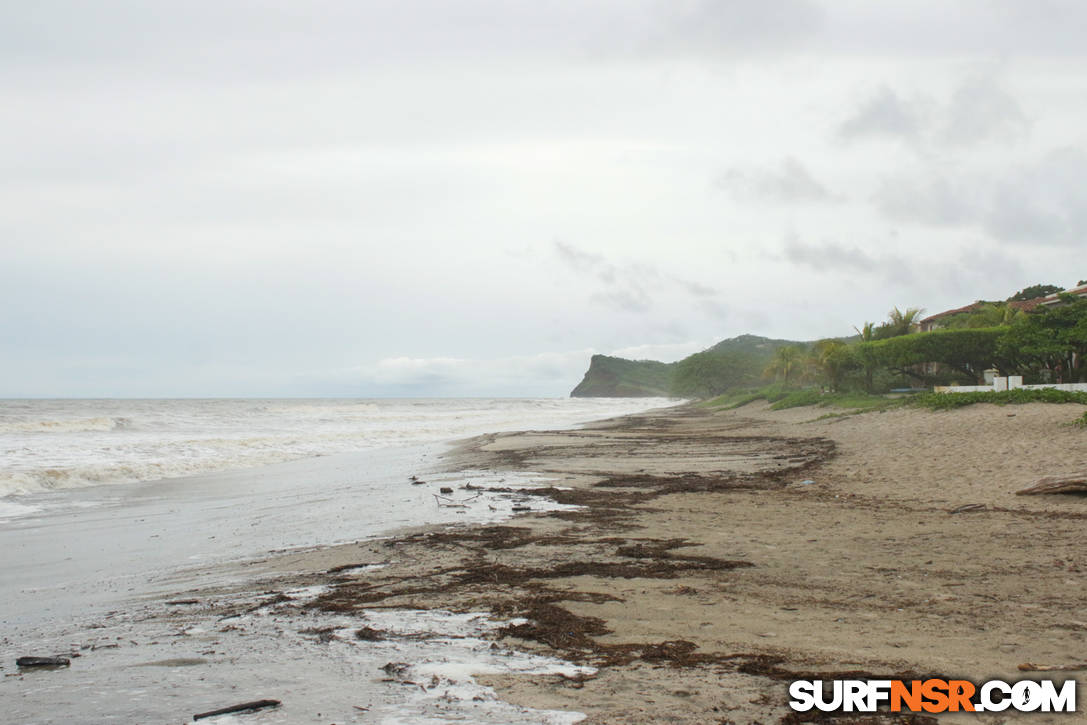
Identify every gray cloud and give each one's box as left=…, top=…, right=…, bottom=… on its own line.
left=553, top=241, right=722, bottom=315
left=872, top=176, right=975, bottom=226
left=941, top=73, right=1030, bottom=146
left=554, top=242, right=656, bottom=313
left=838, top=74, right=1029, bottom=150
left=817, top=1, right=1087, bottom=58
left=647, top=0, right=824, bottom=56
left=780, top=234, right=1031, bottom=302
left=715, top=158, right=839, bottom=204
left=0, top=0, right=826, bottom=80
left=983, top=147, right=1087, bottom=245
left=870, top=147, right=1087, bottom=246
left=782, top=236, right=887, bottom=275
left=837, top=87, right=925, bottom=143
left=6, top=0, right=1087, bottom=87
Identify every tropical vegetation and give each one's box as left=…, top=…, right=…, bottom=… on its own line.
left=570, top=282, right=1087, bottom=401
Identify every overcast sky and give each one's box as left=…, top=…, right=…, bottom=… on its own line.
left=3, top=1, right=1086, bottom=397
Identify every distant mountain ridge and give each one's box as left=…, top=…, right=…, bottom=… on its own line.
left=570, top=334, right=804, bottom=398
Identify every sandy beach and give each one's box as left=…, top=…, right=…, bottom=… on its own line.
left=10, top=400, right=1085, bottom=723
left=131, top=399, right=1083, bottom=723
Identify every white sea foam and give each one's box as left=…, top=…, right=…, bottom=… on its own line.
left=0, top=499, right=40, bottom=519
left=0, top=397, right=677, bottom=498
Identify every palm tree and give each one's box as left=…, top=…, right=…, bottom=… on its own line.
left=811, top=339, right=850, bottom=392
left=886, top=306, right=925, bottom=337
left=764, top=345, right=806, bottom=386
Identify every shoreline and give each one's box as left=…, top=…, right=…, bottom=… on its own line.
left=6, top=399, right=1087, bottom=722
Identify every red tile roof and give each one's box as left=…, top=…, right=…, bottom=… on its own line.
left=919, top=301, right=986, bottom=325
left=1037, top=284, right=1087, bottom=306
left=924, top=284, right=1087, bottom=321
left=1008, top=298, right=1046, bottom=312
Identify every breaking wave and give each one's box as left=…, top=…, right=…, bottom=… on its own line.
left=0, top=397, right=677, bottom=498
left=0, top=416, right=132, bottom=433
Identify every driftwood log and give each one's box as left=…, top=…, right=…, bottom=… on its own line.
left=16, top=656, right=70, bottom=668
left=1015, top=472, right=1087, bottom=496
left=193, top=699, right=281, bottom=720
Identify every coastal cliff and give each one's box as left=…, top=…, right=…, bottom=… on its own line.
left=569, top=354, right=674, bottom=397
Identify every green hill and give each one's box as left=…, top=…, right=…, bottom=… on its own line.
left=671, top=335, right=801, bottom=398
left=570, top=335, right=804, bottom=398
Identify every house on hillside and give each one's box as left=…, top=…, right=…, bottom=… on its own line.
left=915, top=294, right=1049, bottom=381
left=918, top=297, right=1047, bottom=332
left=918, top=283, right=1086, bottom=386
left=919, top=302, right=985, bottom=332
left=1037, top=282, right=1087, bottom=308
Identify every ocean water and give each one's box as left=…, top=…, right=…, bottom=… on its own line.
left=0, top=397, right=675, bottom=723
left=0, top=396, right=676, bottom=614
left=0, top=397, right=674, bottom=500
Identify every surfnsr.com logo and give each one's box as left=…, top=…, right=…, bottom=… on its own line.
left=789, top=679, right=1077, bottom=714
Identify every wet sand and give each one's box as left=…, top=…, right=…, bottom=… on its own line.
left=11, top=400, right=1087, bottom=723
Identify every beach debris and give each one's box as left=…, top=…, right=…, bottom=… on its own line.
left=299, top=626, right=338, bottom=644
left=325, top=561, right=383, bottom=575
left=948, top=503, right=987, bottom=514
left=135, top=658, right=207, bottom=668
left=511, top=505, right=532, bottom=512
left=1017, top=662, right=1087, bottom=672
left=356, top=626, right=385, bottom=641
left=166, top=598, right=199, bottom=606
left=433, top=492, right=482, bottom=508
left=16, top=656, right=70, bottom=669
left=439, top=486, right=454, bottom=494
left=409, top=475, right=426, bottom=485
left=1016, top=472, right=1087, bottom=496
left=193, top=699, right=281, bottom=720
left=381, top=662, right=411, bottom=678
left=555, top=671, right=597, bottom=688
left=797, top=479, right=815, bottom=486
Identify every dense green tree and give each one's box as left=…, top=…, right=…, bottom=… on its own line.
left=1008, top=284, right=1062, bottom=302
left=857, top=328, right=1007, bottom=385
left=997, top=296, right=1087, bottom=382
left=853, top=322, right=877, bottom=391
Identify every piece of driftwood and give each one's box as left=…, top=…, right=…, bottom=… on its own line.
left=1016, top=473, right=1087, bottom=496
left=948, top=503, right=987, bottom=514
left=1018, top=662, right=1087, bottom=672
left=16, top=656, right=70, bottom=668
left=193, top=699, right=281, bottom=720
left=433, top=492, right=481, bottom=507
